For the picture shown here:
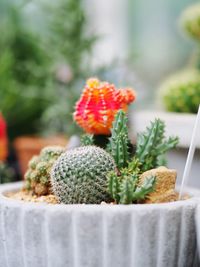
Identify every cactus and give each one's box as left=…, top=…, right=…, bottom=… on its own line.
left=160, top=70, right=200, bottom=113
left=51, top=146, right=117, bottom=204
left=135, top=118, right=179, bottom=172
left=25, top=146, right=65, bottom=196
left=74, top=78, right=136, bottom=135
left=180, top=3, right=200, bottom=41
left=107, top=119, right=178, bottom=204
left=108, top=169, right=156, bottom=204
left=107, top=110, right=130, bottom=169
left=80, top=134, right=94, bottom=146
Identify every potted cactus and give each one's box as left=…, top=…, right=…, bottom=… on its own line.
left=0, top=78, right=200, bottom=267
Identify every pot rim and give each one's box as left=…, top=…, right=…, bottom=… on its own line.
left=0, top=182, right=200, bottom=212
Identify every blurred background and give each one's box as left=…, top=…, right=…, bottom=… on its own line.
left=0, top=0, right=199, bottom=183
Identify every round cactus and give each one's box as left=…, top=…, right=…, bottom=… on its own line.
left=180, top=3, right=200, bottom=41
left=159, top=69, right=200, bottom=113
left=25, top=146, right=65, bottom=196
left=51, top=146, right=117, bottom=204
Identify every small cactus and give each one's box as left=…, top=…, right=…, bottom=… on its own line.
left=107, top=110, right=130, bottom=169
left=74, top=78, right=136, bottom=135
left=108, top=169, right=156, bottom=204
left=107, top=119, right=178, bottom=204
left=159, top=70, right=200, bottom=113
left=25, top=146, right=65, bottom=196
left=80, top=134, right=94, bottom=146
left=51, top=146, right=117, bottom=204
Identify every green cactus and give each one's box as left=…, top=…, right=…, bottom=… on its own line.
left=80, top=134, right=94, bottom=146
left=107, top=110, right=130, bottom=169
left=180, top=3, right=200, bottom=41
left=135, top=118, right=179, bottom=172
left=107, top=169, right=155, bottom=204
left=25, top=146, right=65, bottom=196
left=51, top=146, right=116, bottom=204
left=160, top=70, right=200, bottom=113
left=107, top=119, right=178, bottom=204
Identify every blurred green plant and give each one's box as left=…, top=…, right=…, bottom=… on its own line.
left=0, top=161, right=15, bottom=184
left=180, top=3, right=200, bottom=42
left=159, top=3, right=200, bottom=114
left=0, top=0, right=96, bottom=138
left=160, top=70, right=200, bottom=113
left=39, top=0, right=97, bottom=136
left=0, top=0, right=52, bottom=139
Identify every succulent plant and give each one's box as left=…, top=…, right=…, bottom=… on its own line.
left=180, top=3, right=200, bottom=41
left=0, top=113, right=8, bottom=161
left=74, top=78, right=136, bottom=135
left=135, top=119, right=179, bottom=172
left=80, top=134, right=94, bottom=146
left=25, top=146, right=65, bottom=196
left=107, top=118, right=178, bottom=204
left=107, top=110, right=130, bottom=169
left=159, top=70, right=200, bottom=113
left=108, top=169, right=156, bottom=204
left=51, top=146, right=117, bottom=204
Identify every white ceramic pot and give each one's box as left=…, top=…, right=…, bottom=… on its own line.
left=0, top=182, right=200, bottom=267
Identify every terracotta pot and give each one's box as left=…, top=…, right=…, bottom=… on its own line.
left=0, top=182, right=200, bottom=267
left=13, top=136, right=68, bottom=177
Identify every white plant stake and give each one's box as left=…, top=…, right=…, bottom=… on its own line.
left=179, top=105, right=200, bottom=200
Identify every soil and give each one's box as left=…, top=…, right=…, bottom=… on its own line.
left=6, top=189, right=59, bottom=204
left=6, top=189, right=188, bottom=205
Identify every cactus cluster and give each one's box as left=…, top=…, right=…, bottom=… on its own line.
left=25, top=146, right=65, bottom=196
left=50, top=108, right=178, bottom=204
left=51, top=146, right=116, bottom=204
left=107, top=114, right=178, bottom=204
left=160, top=3, right=200, bottom=113
left=74, top=78, right=136, bottom=135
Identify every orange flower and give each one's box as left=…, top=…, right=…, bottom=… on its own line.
left=74, top=78, right=136, bottom=135
left=0, top=113, right=8, bottom=161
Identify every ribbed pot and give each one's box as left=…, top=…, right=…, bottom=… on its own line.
left=195, top=205, right=200, bottom=262
left=0, top=182, right=200, bottom=267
